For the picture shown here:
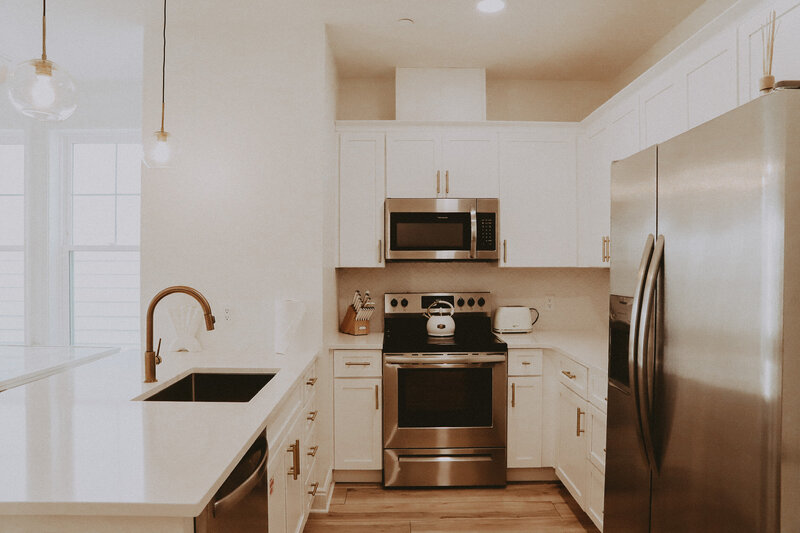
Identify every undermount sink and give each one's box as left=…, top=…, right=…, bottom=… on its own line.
left=141, top=372, right=275, bottom=402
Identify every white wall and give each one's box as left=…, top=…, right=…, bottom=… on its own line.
left=337, top=78, right=395, bottom=120
left=337, top=265, right=609, bottom=334
left=140, top=0, right=336, bottom=356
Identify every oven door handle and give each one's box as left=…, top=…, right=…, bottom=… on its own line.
left=384, top=354, right=506, bottom=365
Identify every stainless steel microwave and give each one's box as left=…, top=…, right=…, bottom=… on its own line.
left=384, top=198, right=499, bottom=261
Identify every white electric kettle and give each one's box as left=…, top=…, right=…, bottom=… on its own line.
left=424, top=300, right=456, bottom=337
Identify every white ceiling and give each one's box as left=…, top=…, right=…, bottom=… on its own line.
left=320, top=0, right=715, bottom=80
left=0, top=1, right=734, bottom=85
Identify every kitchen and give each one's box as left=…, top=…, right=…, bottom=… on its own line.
left=0, top=0, right=799, bottom=532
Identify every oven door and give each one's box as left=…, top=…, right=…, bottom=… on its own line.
left=383, top=353, right=507, bottom=449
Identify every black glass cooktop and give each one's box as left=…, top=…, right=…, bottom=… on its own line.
left=382, top=315, right=507, bottom=353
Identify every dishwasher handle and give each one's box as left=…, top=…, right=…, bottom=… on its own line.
left=212, top=439, right=268, bottom=517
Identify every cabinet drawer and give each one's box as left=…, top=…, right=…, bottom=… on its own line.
left=589, top=404, right=606, bottom=473
left=589, top=368, right=607, bottom=413
left=334, top=350, right=382, bottom=377
left=303, top=359, right=318, bottom=403
left=558, top=355, right=588, bottom=399
left=508, top=349, right=543, bottom=376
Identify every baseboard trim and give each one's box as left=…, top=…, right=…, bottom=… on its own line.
left=506, top=467, right=558, bottom=482
left=333, top=469, right=383, bottom=483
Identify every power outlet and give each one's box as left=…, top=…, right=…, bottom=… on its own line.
left=224, top=306, right=232, bottom=322
left=544, top=295, right=555, bottom=312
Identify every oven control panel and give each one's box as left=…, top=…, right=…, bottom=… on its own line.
left=384, top=292, right=492, bottom=314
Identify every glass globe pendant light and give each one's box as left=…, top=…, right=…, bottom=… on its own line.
left=144, top=0, right=175, bottom=168
left=7, top=0, right=77, bottom=121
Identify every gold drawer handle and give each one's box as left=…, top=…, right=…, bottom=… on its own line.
left=521, top=361, right=531, bottom=366
left=307, top=410, right=318, bottom=421
left=345, top=361, right=371, bottom=366
left=306, top=377, right=317, bottom=386
left=307, top=445, right=319, bottom=457
left=308, top=482, right=320, bottom=496
left=561, top=370, right=576, bottom=380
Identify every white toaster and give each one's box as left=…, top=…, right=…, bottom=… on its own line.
left=492, top=306, right=538, bottom=333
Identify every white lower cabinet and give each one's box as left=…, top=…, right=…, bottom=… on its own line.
left=587, top=463, right=605, bottom=530
left=334, top=377, right=382, bottom=470
left=267, top=449, right=287, bottom=533
left=267, top=359, right=320, bottom=533
left=507, top=349, right=544, bottom=469
left=556, top=383, right=589, bottom=507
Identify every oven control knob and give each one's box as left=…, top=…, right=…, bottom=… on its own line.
left=401, top=298, right=408, bottom=308
left=457, top=298, right=465, bottom=307
left=390, top=298, right=398, bottom=307
left=467, top=298, right=475, bottom=307
left=477, top=297, right=485, bottom=307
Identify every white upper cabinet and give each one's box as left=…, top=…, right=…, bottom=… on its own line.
left=386, top=131, right=440, bottom=198
left=498, top=128, right=577, bottom=267
left=339, top=132, right=386, bottom=267
left=440, top=130, right=499, bottom=198
left=386, top=128, right=498, bottom=199
left=577, top=121, right=610, bottom=267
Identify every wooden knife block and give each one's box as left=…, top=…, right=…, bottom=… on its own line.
left=339, top=306, right=370, bottom=336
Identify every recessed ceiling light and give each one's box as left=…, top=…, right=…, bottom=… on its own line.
left=397, top=18, right=415, bottom=25
left=476, top=0, right=505, bottom=13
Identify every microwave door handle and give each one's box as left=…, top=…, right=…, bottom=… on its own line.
left=470, top=205, right=477, bottom=259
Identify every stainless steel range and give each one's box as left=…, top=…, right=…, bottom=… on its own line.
left=382, top=292, right=508, bottom=487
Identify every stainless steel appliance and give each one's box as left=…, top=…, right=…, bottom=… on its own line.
left=384, top=198, right=499, bottom=261
left=195, top=430, right=268, bottom=532
left=382, top=292, right=508, bottom=487
left=605, top=89, right=800, bottom=532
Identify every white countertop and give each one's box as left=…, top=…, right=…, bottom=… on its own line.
left=329, top=332, right=384, bottom=350
left=330, top=329, right=608, bottom=371
left=0, top=346, right=316, bottom=517
left=0, top=345, right=120, bottom=392
left=495, top=330, right=609, bottom=371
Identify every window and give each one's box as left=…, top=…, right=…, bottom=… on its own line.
left=63, top=135, right=141, bottom=348
left=0, top=135, right=25, bottom=344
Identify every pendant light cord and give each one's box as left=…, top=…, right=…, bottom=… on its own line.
left=160, top=0, right=167, bottom=132
left=42, top=0, right=47, bottom=60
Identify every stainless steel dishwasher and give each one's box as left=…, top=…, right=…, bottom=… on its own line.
left=195, top=430, right=268, bottom=532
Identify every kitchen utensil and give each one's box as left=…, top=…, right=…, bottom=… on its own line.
left=424, top=300, right=456, bottom=337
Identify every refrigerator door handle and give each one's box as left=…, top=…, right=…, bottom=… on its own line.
left=637, top=234, right=664, bottom=473
left=629, top=233, right=655, bottom=466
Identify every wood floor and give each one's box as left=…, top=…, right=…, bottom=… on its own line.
left=304, top=482, right=598, bottom=532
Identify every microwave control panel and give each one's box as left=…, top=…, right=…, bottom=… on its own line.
left=477, top=213, right=496, bottom=251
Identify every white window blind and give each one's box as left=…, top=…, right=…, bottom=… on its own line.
left=67, top=140, right=141, bottom=348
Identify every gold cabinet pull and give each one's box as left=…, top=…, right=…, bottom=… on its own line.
left=308, top=482, right=320, bottom=496
left=503, top=240, right=508, bottom=263
left=511, top=382, right=516, bottom=408
left=576, top=408, right=585, bottom=437
left=521, top=361, right=531, bottom=366
left=561, top=370, right=576, bottom=380
left=307, top=445, right=319, bottom=457
left=375, top=384, right=380, bottom=410
left=345, top=361, right=371, bottom=366
left=307, top=410, right=318, bottom=421
left=445, top=170, right=449, bottom=194
left=436, top=170, right=440, bottom=194
left=378, top=239, right=383, bottom=263
left=306, top=377, right=317, bottom=386
left=286, top=439, right=300, bottom=480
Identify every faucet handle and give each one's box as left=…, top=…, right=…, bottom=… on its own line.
left=155, top=338, right=162, bottom=365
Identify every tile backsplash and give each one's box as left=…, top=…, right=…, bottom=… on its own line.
left=337, top=263, right=609, bottom=333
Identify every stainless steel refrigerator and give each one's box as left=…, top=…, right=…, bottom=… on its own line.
left=605, top=89, right=800, bottom=532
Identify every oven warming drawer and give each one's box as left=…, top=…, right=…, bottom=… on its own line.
left=383, top=448, right=506, bottom=487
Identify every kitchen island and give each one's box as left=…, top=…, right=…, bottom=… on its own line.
left=0, top=346, right=319, bottom=533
